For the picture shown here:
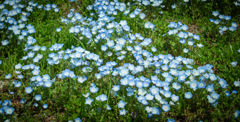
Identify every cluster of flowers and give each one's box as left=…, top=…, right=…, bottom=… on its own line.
left=165, top=21, right=204, bottom=53
left=234, top=0, right=240, bottom=6
left=0, top=0, right=240, bottom=122
left=210, top=11, right=238, bottom=35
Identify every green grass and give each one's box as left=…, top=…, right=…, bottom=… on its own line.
left=0, top=0, right=240, bottom=121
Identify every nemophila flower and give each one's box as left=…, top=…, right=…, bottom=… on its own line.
left=106, top=104, right=112, bottom=110
left=145, top=93, right=154, bottom=100
left=85, top=97, right=94, bottom=105
left=234, top=81, right=240, bottom=87
left=43, top=104, right=48, bottom=109
left=162, top=104, right=170, bottom=112
left=213, top=19, right=221, bottom=24
left=56, top=28, right=61, bottom=32
left=184, top=92, right=193, bottom=99
left=139, top=13, right=146, bottom=19
left=96, top=94, right=107, bottom=102
left=229, top=26, right=237, bottom=32
left=5, top=107, right=14, bottom=115
left=119, top=109, right=127, bottom=115
left=1, top=40, right=9, bottom=46
left=206, top=84, right=214, bottom=92
left=20, top=99, right=25, bottom=104
left=233, top=110, right=240, bottom=119
left=129, top=13, right=136, bottom=18
left=207, top=95, right=216, bottom=104
left=225, top=91, right=231, bottom=97
left=118, top=100, right=127, bottom=108
left=224, top=15, right=231, bottom=20
left=189, top=80, right=198, bottom=90
left=232, top=90, right=238, bottom=94
left=151, top=107, right=161, bottom=115
left=74, top=117, right=82, bottom=122
left=210, top=92, right=220, bottom=101
left=171, top=4, right=177, bottom=9
left=5, top=74, right=12, bottom=79
left=32, top=69, right=40, bottom=75
left=17, top=74, right=24, bottom=79
left=112, top=85, right=120, bottom=91
left=178, top=32, right=188, bottom=38
left=44, top=80, right=53, bottom=88
left=164, top=91, right=172, bottom=98
left=171, top=94, right=179, bottom=102
left=25, top=86, right=33, bottom=94
left=142, top=0, right=150, bottom=6
left=167, top=119, right=175, bottom=122
left=151, top=47, right=157, bottom=52
left=212, top=11, right=219, bottom=16
left=231, top=22, right=238, bottom=28
left=34, top=94, right=42, bottom=101
left=183, top=48, right=189, bottom=53
left=90, top=86, right=99, bottom=93
left=218, top=15, right=225, bottom=19
left=197, top=43, right=204, bottom=48
left=231, top=61, right=238, bottom=67
left=41, top=46, right=47, bottom=51
left=172, top=82, right=181, bottom=91
left=179, top=39, right=186, bottom=44
left=34, top=103, right=38, bottom=107
left=14, top=81, right=22, bottom=87
left=197, top=81, right=206, bottom=89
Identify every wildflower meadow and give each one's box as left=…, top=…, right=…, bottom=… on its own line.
left=1, top=0, right=240, bottom=121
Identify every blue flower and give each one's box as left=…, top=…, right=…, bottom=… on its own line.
left=152, top=107, right=161, bottom=115
left=90, top=86, right=99, bottom=93
left=106, top=104, right=112, bottom=110
left=212, top=11, right=219, bottom=16
left=225, top=91, right=230, bottom=97
left=210, top=92, right=220, bottom=100
left=118, top=100, right=127, bottom=108
left=139, top=13, right=146, bottom=19
left=198, top=81, right=206, bottom=89
left=119, top=109, right=127, bottom=115
left=206, top=84, right=214, bottom=92
left=34, top=103, right=38, bottom=107
left=44, top=80, right=53, bottom=88
left=101, top=45, right=108, bottom=51
left=142, top=0, right=150, bottom=6
left=234, top=81, right=240, bottom=87
left=34, top=94, right=42, bottom=101
left=232, top=90, right=238, bottom=94
left=184, top=92, right=193, bottom=99
left=190, top=80, right=198, bottom=90
left=112, top=85, right=120, bottom=91
left=5, top=107, right=15, bottom=115
left=20, top=99, right=25, bottom=104
left=171, top=4, right=177, bottom=9
left=207, top=95, right=216, bottom=104
left=43, top=104, right=48, bottom=109
left=85, top=97, right=94, bottom=105
left=25, top=86, right=33, bottom=94
left=96, top=94, right=107, bottom=102
left=167, top=119, right=175, bottom=122
left=233, top=110, right=240, bottom=119
left=56, top=28, right=61, bottom=32
left=162, top=104, right=170, bottom=112
left=171, top=94, right=179, bottom=102
left=5, top=74, right=12, bottom=79
left=74, top=117, right=82, bottom=122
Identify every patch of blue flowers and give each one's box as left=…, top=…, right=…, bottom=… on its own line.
left=0, top=0, right=240, bottom=121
